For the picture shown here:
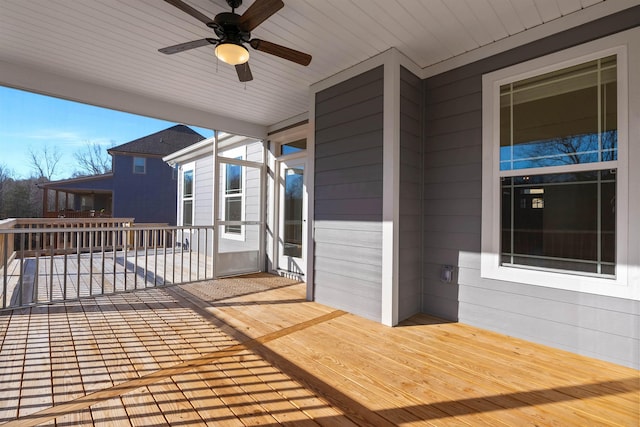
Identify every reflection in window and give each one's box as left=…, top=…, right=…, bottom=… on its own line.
left=224, top=160, right=242, bottom=235
left=283, top=166, right=304, bottom=258
left=133, top=157, right=146, bottom=174
left=281, top=139, right=307, bottom=155
left=501, top=170, right=616, bottom=275
left=499, top=56, right=617, bottom=171
left=182, top=169, right=193, bottom=226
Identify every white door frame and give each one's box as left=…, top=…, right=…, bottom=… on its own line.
left=213, top=149, right=265, bottom=278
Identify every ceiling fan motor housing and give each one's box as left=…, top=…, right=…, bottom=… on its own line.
left=211, top=12, right=250, bottom=43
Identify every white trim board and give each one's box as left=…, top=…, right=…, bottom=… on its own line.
left=421, top=0, right=640, bottom=79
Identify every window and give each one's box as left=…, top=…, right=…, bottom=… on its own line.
left=181, top=167, right=193, bottom=226
left=221, top=147, right=245, bottom=240
left=481, top=39, right=630, bottom=297
left=133, top=157, right=146, bottom=174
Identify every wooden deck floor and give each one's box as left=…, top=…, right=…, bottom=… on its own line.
left=0, top=273, right=638, bottom=426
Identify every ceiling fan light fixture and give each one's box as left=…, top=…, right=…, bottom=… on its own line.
left=215, top=42, right=249, bottom=65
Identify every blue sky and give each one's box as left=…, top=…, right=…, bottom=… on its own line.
left=0, top=86, right=214, bottom=180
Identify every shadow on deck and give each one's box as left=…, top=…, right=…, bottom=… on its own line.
left=0, top=273, right=637, bottom=426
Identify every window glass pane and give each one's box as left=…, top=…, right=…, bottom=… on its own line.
left=281, top=139, right=307, bottom=155
left=182, top=200, right=193, bottom=226
left=500, top=56, right=617, bottom=170
left=501, top=170, right=616, bottom=275
left=133, top=157, right=145, bottom=174
left=225, top=163, right=242, bottom=194
left=183, top=170, right=193, bottom=197
left=225, top=196, right=242, bottom=234
left=284, top=166, right=304, bottom=258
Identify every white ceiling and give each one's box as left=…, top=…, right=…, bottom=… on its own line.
left=0, top=0, right=635, bottom=136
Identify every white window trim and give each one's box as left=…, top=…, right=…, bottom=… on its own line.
left=220, top=146, right=246, bottom=241
left=180, top=162, right=195, bottom=227
left=481, top=32, right=637, bottom=300
left=133, top=156, right=146, bottom=174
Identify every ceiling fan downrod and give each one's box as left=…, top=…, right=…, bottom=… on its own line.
left=227, top=0, right=242, bottom=13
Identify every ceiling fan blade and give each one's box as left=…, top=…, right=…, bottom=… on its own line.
left=164, top=0, right=214, bottom=26
left=239, top=0, right=284, bottom=32
left=159, top=38, right=217, bottom=54
left=249, top=39, right=311, bottom=66
left=235, top=63, right=253, bottom=82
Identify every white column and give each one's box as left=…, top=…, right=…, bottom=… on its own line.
left=381, top=51, right=401, bottom=326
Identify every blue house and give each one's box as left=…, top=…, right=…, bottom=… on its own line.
left=39, top=125, right=204, bottom=224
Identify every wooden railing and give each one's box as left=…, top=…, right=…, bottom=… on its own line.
left=12, top=218, right=135, bottom=257
left=0, top=219, right=215, bottom=310
left=43, top=209, right=113, bottom=219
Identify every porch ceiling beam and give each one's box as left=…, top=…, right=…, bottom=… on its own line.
left=0, top=60, right=268, bottom=140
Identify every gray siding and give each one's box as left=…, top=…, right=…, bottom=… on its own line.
left=314, top=66, right=384, bottom=322
left=398, top=66, right=423, bottom=321
left=422, top=8, right=640, bottom=368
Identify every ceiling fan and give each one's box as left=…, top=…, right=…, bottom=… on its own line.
left=159, top=0, right=312, bottom=82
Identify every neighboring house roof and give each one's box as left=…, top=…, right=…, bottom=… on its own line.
left=108, top=124, right=205, bottom=157
left=163, top=132, right=259, bottom=165
left=38, top=173, right=114, bottom=193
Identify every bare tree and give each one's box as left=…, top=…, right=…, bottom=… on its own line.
left=73, top=141, right=112, bottom=176
left=0, top=163, right=14, bottom=218
left=28, top=145, right=62, bottom=180
left=517, top=131, right=617, bottom=169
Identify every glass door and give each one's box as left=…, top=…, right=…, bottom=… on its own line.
left=278, top=156, right=306, bottom=276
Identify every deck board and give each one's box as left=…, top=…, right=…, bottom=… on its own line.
left=0, top=273, right=637, bottom=426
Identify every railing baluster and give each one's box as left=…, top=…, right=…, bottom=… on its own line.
left=196, top=228, right=201, bottom=281
left=19, top=234, right=24, bottom=307
left=133, top=228, right=138, bottom=290
left=2, top=236, right=7, bottom=309
left=89, top=226, right=94, bottom=296
left=76, top=229, right=81, bottom=299
left=48, top=232, right=54, bottom=303
left=124, top=227, right=129, bottom=291
left=204, top=227, right=208, bottom=279
left=172, top=229, right=176, bottom=285
left=33, top=239, right=39, bottom=305
left=63, top=231, right=68, bottom=301
left=189, top=229, right=193, bottom=282
left=101, top=229, right=105, bottom=294
left=151, top=229, right=158, bottom=288
left=144, top=229, right=148, bottom=287
left=153, top=228, right=158, bottom=287
left=163, top=230, right=167, bottom=286
left=112, top=228, right=117, bottom=293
